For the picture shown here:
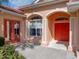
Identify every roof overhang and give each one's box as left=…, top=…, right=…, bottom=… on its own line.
left=67, top=1, right=79, bottom=12
left=0, top=8, right=26, bottom=17
left=19, top=0, right=68, bottom=10
left=0, top=5, right=26, bottom=17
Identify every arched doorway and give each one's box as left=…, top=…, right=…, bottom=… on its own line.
left=28, top=14, right=42, bottom=45
left=48, top=11, right=70, bottom=42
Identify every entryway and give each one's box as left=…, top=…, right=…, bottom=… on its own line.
left=48, top=11, right=70, bottom=42
left=48, top=11, right=70, bottom=50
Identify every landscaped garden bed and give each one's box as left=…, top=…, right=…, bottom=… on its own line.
left=0, top=36, right=25, bottom=59
left=0, top=45, right=25, bottom=59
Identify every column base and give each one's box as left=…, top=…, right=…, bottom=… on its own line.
left=68, top=46, right=77, bottom=57
left=41, top=41, right=48, bottom=47
left=68, top=46, right=73, bottom=52
left=76, top=51, right=79, bottom=59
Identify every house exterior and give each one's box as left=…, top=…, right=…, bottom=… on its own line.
left=0, top=0, right=79, bottom=54
left=0, top=5, right=26, bottom=44
left=19, top=0, right=79, bottom=52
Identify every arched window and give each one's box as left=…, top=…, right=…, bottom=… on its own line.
left=28, top=16, right=42, bottom=37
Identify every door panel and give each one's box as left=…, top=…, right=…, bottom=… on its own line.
left=62, top=23, right=69, bottom=41
left=55, top=23, right=69, bottom=41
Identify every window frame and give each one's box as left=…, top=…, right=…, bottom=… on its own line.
left=28, top=18, right=42, bottom=37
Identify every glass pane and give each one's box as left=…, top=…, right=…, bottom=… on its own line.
left=30, top=28, right=36, bottom=36
left=14, top=23, right=20, bottom=35
left=37, top=29, right=42, bottom=36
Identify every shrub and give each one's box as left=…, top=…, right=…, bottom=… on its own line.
left=0, top=37, right=4, bottom=46
left=0, top=45, right=25, bottom=59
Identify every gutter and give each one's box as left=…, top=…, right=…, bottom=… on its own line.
left=0, top=8, right=26, bottom=17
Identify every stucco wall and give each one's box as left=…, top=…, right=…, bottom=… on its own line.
left=69, top=11, right=79, bottom=50
left=3, top=13, right=23, bottom=20
left=75, top=11, right=79, bottom=50
left=0, top=14, right=4, bottom=37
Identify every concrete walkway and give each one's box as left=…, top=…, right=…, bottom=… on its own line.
left=16, top=46, right=76, bottom=59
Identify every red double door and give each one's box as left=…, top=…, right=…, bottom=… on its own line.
left=55, top=23, right=69, bottom=41
left=4, top=20, right=20, bottom=43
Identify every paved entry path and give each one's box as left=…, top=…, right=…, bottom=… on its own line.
left=16, top=46, right=76, bottom=59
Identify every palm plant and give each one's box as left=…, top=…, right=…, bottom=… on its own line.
left=0, top=45, right=25, bottom=59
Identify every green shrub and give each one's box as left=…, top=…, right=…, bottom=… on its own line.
left=0, top=45, right=25, bottom=59
left=0, top=37, right=4, bottom=46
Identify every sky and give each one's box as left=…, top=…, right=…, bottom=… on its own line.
left=2, top=0, right=35, bottom=8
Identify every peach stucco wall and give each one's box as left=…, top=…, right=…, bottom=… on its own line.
left=0, top=14, right=4, bottom=37
left=24, top=2, right=69, bottom=45
left=24, top=1, right=79, bottom=51
left=68, top=11, right=79, bottom=51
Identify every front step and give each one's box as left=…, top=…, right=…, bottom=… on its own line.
left=48, top=40, right=68, bottom=51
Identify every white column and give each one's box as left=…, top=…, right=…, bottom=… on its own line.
left=41, top=17, right=48, bottom=45
left=69, top=17, right=73, bottom=49
left=45, top=18, right=47, bottom=43
left=69, top=17, right=77, bottom=50
left=25, top=20, right=29, bottom=40
left=6, top=21, right=10, bottom=41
